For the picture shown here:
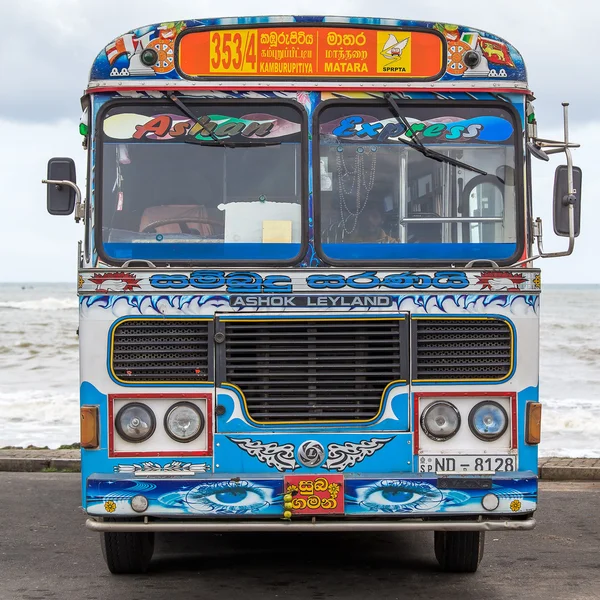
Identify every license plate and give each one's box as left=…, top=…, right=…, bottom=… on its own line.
left=419, top=455, right=517, bottom=473
left=284, top=474, right=344, bottom=515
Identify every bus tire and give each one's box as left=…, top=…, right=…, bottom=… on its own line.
left=100, top=530, right=155, bottom=574
left=434, top=531, right=485, bottom=573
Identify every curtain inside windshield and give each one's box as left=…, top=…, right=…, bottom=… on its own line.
left=317, top=103, right=519, bottom=262
left=100, top=101, right=304, bottom=262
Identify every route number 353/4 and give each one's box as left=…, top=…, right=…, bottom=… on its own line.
left=210, top=30, right=257, bottom=73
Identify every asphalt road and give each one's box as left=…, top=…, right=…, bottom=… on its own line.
left=1, top=474, right=599, bottom=600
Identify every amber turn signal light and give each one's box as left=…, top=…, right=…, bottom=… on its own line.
left=526, top=402, right=542, bottom=445
left=81, top=405, right=99, bottom=449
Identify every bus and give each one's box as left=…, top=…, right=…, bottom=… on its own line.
left=44, top=15, right=582, bottom=574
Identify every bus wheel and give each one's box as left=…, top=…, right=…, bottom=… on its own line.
left=434, top=531, right=485, bottom=573
left=100, top=530, right=155, bottom=574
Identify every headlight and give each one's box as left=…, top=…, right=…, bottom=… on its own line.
left=164, top=402, right=205, bottom=443
left=420, top=401, right=461, bottom=441
left=115, top=403, right=156, bottom=443
left=469, top=401, right=509, bottom=441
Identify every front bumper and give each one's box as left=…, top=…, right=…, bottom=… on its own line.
left=86, top=471, right=537, bottom=523
left=86, top=517, right=536, bottom=533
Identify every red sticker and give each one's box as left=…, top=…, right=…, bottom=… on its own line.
left=284, top=474, right=344, bottom=515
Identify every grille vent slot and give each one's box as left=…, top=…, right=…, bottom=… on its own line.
left=414, top=318, right=512, bottom=380
left=111, top=320, right=210, bottom=383
left=221, top=318, right=405, bottom=422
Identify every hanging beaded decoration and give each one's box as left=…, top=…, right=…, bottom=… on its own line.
left=335, top=146, right=378, bottom=234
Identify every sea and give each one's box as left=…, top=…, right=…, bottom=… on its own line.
left=0, top=282, right=598, bottom=457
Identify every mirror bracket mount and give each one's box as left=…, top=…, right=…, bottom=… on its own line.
left=42, top=179, right=84, bottom=223
left=515, top=103, right=579, bottom=268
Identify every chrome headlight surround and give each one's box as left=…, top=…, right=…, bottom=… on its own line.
left=115, top=402, right=156, bottom=443
left=164, top=401, right=205, bottom=443
left=420, top=401, right=461, bottom=442
left=468, top=401, right=509, bottom=441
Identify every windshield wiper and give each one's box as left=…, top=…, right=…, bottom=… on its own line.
left=383, top=93, right=488, bottom=176
left=183, top=138, right=280, bottom=148
left=168, top=93, right=280, bottom=148
left=168, top=93, right=228, bottom=145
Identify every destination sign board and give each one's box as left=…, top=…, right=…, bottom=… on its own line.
left=178, top=26, right=444, bottom=80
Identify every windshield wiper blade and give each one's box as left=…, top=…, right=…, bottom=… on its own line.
left=169, top=93, right=280, bottom=149
left=167, top=92, right=234, bottom=148
left=183, top=138, right=281, bottom=148
left=383, top=93, right=488, bottom=176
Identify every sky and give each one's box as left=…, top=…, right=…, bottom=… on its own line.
left=0, top=0, right=596, bottom=283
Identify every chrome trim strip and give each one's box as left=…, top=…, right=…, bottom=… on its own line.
left=87, top=517, right=535, bottom=533
left=133, top=471, right=198, bottom=477
left=87, top=79, right=530, bottom=91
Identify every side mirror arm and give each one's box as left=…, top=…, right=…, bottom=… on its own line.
left=41, top=179, right=85, bottom=223
left=534, top=203, right=575, bottom=258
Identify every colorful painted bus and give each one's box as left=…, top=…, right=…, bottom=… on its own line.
left=44, top=16, right=581, bottom=574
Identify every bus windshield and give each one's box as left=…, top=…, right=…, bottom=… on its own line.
left=317, top=102, right=521, bottom=263
left=99, top=101, right=304, bottom=263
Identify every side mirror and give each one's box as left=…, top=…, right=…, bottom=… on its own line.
left=45, top=157, right=77, bottom=215
left=553, top=165, right=582, bottom=237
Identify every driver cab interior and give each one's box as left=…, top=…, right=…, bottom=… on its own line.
left=319, top=144, right=514, bottom=246
left=101, top=142, right=302, bottom=244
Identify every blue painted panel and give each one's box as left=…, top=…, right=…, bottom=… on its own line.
left=344, top=473, right=537, bottom=515
left=87, top=476, right=284, bottom=517
left=322, top=242, right=518, bottom=261
left=518, top=386, right=540, bottom=473
left=104, top=242, right=302, bottom=261
left=80, top=381, right=109, bottom=508
left=216, top=385, right=410, bottom=433
left=214, top=433, right=413, bottom=474
left=85, top=472, right=536, bottom=517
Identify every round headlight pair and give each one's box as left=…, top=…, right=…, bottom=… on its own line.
left=115, top=402, right=205, bottom=443
left=420, top=401, right=508, bottom=442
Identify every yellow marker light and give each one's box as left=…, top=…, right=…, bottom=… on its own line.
left=526, top=402, right=542, bottom=445
left=283, top=494, right=293, bottom=503
left=80, top=405, right=99, bottom=449
left=284, top=503, right=293, bottom=510
left=283, top=511, right=292, bottom=519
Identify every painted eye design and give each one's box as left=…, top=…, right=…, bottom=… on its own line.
left=185, top=482, right=272, bottom=515
left=355, top=480, right=444, bottom=513
left=157, top=481, right=273, bottom=515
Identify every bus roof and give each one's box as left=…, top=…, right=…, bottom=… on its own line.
left=89, top=16, right=527, bottom=92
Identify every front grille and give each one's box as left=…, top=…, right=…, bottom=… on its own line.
left=414, top=318, right=512, bottom=380
left=111, top=319, right=210, bottom=383
left=221, top=318, right=404, bottom=422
